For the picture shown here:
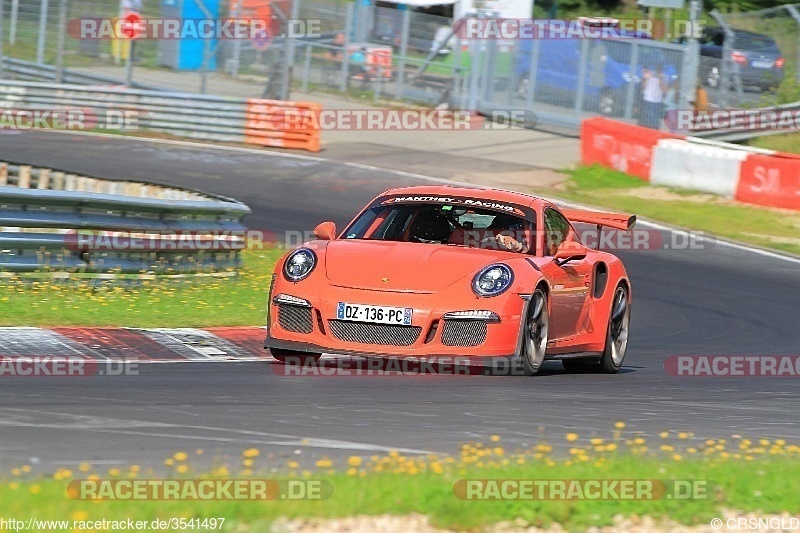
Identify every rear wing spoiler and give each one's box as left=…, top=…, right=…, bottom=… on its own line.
left=561, top=209, right=637, bottom=232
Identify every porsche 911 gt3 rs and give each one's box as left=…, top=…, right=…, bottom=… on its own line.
left=264, top=185, right=634, bottom=375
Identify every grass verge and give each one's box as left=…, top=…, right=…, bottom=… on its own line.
left=548, top=165, right=800, bottom=256
left=1, top=429, right=799, bottom=531
left=747, top=132, right=800, bottom=156
left=0, top=248, right=283, bottom=327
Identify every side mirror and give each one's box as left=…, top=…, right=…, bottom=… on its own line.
left=555, top=241, right=588, bottom=265
left=313, top=221, right=337, bottom=241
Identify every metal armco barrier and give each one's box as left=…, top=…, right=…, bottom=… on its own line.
left=0, top=80, right=322, bottom=153
left=581, top=117, right=800, bottom=211
left=0, top=160, right=252, bottom=276
left=2, top=58, right=167, bottom=91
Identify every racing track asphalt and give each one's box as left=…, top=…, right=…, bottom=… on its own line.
left=1, top=130, right=799, bottom=471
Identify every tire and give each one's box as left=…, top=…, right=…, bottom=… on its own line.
left=520, top=288, right=549, bottom=376
left=270, top=348, right=322, bottom=365
left=598, top=87, right=622, bottom=117
left=562, top=284, right=630, bottom=374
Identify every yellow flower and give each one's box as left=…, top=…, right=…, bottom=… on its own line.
left=678, top=432, right=688, bottom=439
left=287, top=461, right=299, bottom=469
left=347, top=456, right=363, bottom=467
left=164, top=459, right=174, bottom=467
left=29, top=485, right=41, bottom=495
left=242, top=459, right=254, bottom=467
left=490, top=435, right=501, bottom=442
left=565, top=433, right=579, bottom=442
left=672, top=454, right=682, bottom=461
left=243, top=448, right=260, bottom=458
left=315, top=459, right=333, bottom=469
left=633, top=437, right=645, bottom=445
left=108, top=468, right=121, bottom=477
left=590, top=438, right=604, bottom=445
left=78, top=463, right=92, bottom=473
left=614, top=421, right=626, bottom=429
left=174, top=452, right=188, bottom=462
left=176, top=465, right=189, bottom=474
left=659, top=432, right=669, bottom=438
left=346, top=468, right=358, bottom=476
left=605, top=443, right=618, bottom=452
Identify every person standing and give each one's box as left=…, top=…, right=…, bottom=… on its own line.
left=639, top=66, right=666, bottom=129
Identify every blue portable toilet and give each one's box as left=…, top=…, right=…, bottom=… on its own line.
left=159, top=0, right=219, bottom=70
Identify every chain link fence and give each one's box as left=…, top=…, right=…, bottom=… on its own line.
left=3, top=0, right=800, bottom=132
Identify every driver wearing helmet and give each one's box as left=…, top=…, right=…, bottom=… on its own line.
left=483, top=214, right=527, bottom=252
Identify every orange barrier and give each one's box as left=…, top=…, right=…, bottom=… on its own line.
left=581, top=117, right=681, bottom=181
left=736, top=152, right=800, bottom=211
left=244, top=99, right=322, bottom=152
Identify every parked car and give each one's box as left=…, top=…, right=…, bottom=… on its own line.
left=696, top=27, right=784, bottom=91
left=514, top=34, right=678, bottom=117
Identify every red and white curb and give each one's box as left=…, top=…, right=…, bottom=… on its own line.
left=0, top=327, right=270, bottom=362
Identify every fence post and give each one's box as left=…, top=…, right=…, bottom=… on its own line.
left=624, top=42, right=639, bottom=121
left=37, top=0, right=49, bottom=64
left=679, top=0, right=701, bottom=112
left=54, top=0, right=67, bottom=83
left=0, top=0, right=4, bottom=78
left=525, top=37, right=540, bottom=109
left=396, top=7, right=410, bottom=101
left=573, top=37, right=589, bottom=114
left=280, top=0, right=302, bottom=100
left=340, top=2, right=354, bottom=92
left=302, top=43, right=312, bottom=92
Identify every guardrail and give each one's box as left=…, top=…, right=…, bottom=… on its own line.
left=0, top=160, right=253, bottom=277
left=2, top=57, right=167, bottom=91
left=690, top=101, right=800, bottom=142
left=0, top=80, right=322, bottom=152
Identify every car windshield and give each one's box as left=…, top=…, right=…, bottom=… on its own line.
left=734, top=32, right=780, bottom=52
left=342, top=203, right=534, bottom=253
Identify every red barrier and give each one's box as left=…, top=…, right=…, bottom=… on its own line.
left=737, top=152, right=800, bottom=211
left=581, top=117, right=681, bottom=181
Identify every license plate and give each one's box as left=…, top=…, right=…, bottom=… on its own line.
left=336, top=302, right=413, bottom=325
left=752, top=60, right=774, bottom=69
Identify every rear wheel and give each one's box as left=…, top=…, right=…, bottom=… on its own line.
left=520, top=288, right=549, bottom=376
left=270, top=348, right=322, bottom=365
left=562, top=284, right=630, bottom=374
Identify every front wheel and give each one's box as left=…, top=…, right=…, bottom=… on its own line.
left=520, top=288, right=549, bottom=376
left=270, top=348, right=322, bottom=365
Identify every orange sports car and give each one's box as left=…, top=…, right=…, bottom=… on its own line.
left=264, top=185, right=634, bottom=375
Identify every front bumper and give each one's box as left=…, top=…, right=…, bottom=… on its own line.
left=264, top=285, right=526, bottom=358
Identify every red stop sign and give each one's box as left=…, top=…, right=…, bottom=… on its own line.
left=120, top=12, right=143, bottom=39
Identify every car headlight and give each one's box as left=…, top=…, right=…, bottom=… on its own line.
left=283, top=248, right=316, bottom=281
left=472, top=264, right=513, bottom=297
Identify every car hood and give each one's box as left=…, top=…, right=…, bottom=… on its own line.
left=323, top=240, right=505, bottom=292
